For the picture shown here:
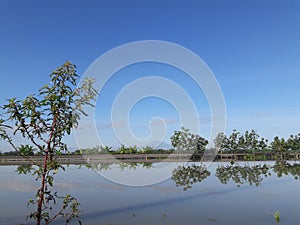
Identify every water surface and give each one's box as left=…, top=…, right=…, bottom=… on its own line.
left=1, top=161, right=299, bottom=225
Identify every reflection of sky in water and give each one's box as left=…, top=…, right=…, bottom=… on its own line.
left=0, top=162, right=300, bottom=225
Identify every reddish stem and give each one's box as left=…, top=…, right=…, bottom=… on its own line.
left=36, top=115, right=57, bottom=225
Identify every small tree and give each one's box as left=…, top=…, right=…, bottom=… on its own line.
left=170, top=127, right=208, bottom=154
left=227, top=129, right=240, bottom=151
left=214, top=132, right=226, bottom=160
left=286, top=134, right=300, bottom=151
left=214, top=132, right=226, bottom=150
left=271, top=136, right=287, bottom=160
left=0, top=62, right=97, bottom=225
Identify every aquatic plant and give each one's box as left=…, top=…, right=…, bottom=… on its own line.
left=273, top=211, right=280, bottom=223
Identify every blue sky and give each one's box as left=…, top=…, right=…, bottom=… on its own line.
left=0, top=0, right=300, bottom=150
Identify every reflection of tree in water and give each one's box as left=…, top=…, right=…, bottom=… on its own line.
left=140, top=162, right=154, bottom=169
left=84, top=161, right=300, bottom=190
left=215, top=163, right=271, bottom=187
left=119, top=162, right=137, bottom=171
left=84, top=163, right=111, bottom=171
left=118, top=162, right=154, bottom=171
left=171, top=164, right=210, bottom=191
left=84, top=162, right=154, bottom=171
left=273, top=161, right=300, bottom=180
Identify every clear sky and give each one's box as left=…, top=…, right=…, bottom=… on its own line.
left=0, top=0, right=300, bottom=150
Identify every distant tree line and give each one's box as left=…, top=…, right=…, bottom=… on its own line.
left=76, top=145, right=174, bottom=155
left=215, top=129, right=300, bottom=154
left=1, top=128, right=299, bottom=156
left=0, top=145, right=35, bottom=156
